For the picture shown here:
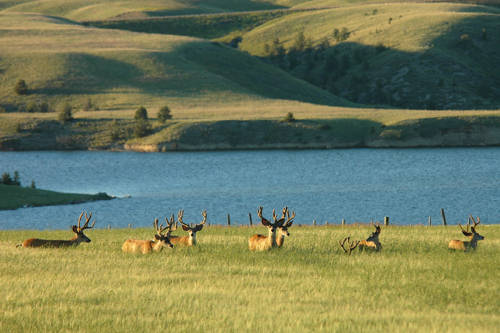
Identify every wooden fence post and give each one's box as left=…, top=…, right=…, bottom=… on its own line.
left=227, top=214, right=231, bottom=226
left=440, top=208, right=447, bottom=226
left=248, top=213, right=253, bottom=226
left=384, top=216, right=389, bottom=226
left=313, top=219, right=316, bottom=226
left=428, top=216, right=432, bottom=226
left=342, top=218, right=345, bottom=226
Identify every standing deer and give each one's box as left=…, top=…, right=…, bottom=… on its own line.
left=122, top=217, right=174, bottom=254
left=358, top=224, right=382, bottom=252
left=276, top=207, right=295, bottom=248
left=448, top=216, right=484, bottom=251
left=248, top=206, right=285, bottom=251
left=170, top=210, right=207, bottom=246
left=17, top=211, right=95, bottom=248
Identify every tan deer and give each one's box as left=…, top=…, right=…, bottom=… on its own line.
left=448, top=216, right=484, bottom=251
left=276, top=207, right=295, bottom=248
left=358, top=224, right=382, bottom=252
left=122, top=217, right=174, bottom=254
left=170, top=210, right=207, bottom=246
left=248, top=206, right=285, bottom=251
left=339, top=236, right=360, bottom=255
left=17, top=211, right=95, bottom=248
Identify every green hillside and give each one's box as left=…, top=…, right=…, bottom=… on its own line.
left=0, top=12, right=347, bottom=113
left=236, top=2, right=500, bottom=109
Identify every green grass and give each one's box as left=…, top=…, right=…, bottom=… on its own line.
left=0, top=184, right=113, bottom=210
left=1, top=225, right=499, bottom=331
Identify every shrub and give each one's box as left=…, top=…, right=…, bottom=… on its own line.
left=157, top=106, right=172, bottom=123
left=14, top=79, right=28, bottom=95
left=134, top=106, right=148, bottom=120
left=58, top=104, right=74, bottom=124
left=30, top=180, right=36, bottom=189
left=134, top=119, right=152, bottom=138
left=1, top=171, right=21, bottom=186
left=283, top=112, right=296, bottom=123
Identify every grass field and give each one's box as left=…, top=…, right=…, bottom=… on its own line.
left=0, top=184, right=113, bottom=210
left=1, top=224, right=499, bottom=331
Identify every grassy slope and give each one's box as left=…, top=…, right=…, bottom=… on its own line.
left=0, top=184, right=112, bottom=210
left=0, top=225, right=499, bottom=331
left=238, top=2, right=500, bottom=109
left=0, top=13, right=346, bottom=112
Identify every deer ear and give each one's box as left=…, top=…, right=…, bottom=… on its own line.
left=154, top=234, right=161, bottom=240
left=261, top=219, right=271, bottom=227
left=462, top=230, right=472, bottom=237
left=182, top=224, right=190, bottom=231
left=194, top=225, right=204, bottom=232
left=72, top=225, right=78, bottom=233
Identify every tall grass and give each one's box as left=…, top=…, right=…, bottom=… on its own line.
left=1, top=225, right=499, bottom=331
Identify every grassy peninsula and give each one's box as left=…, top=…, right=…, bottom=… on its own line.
left=0, top=184, right=113, bottom=210
left=1, top=224, right=499, bottom=331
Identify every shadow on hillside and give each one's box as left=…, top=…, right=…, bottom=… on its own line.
left=248, top=11, right=500, bottom=110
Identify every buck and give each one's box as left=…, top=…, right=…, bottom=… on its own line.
left=17, top=211, right=95, bottom=248
left=276, top=207, right=295, bottom=248
left=122, top=217, right=174, bottom=254
left=339, top=236, right=360, bottom=255
left=358, top=224, right=382, bottom=252
left=170, top=210, right=207, bottom=246
left=248, top=206, right=285, bottom=251
left=448, top=216, right=484, bottom=251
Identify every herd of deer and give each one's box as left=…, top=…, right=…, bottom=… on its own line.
left=16, top=209, right=485, bottom=253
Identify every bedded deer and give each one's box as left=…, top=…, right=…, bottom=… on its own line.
left=358, top=224, right=382, bottom=252
left=122, top=217, right=174, bottom=254
left=276, top=207, right=295, bottom=248
left=448, top=216, right=484, bottom=251
left=17, top=211, right=95, bottom=248
left=170, top=210, right=207, bottom=246
left=248, top=206, right=285, bottom=251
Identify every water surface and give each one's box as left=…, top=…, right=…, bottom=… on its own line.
left=1, top=148, right=499, bottom=230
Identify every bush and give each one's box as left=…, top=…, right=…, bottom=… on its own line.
left=1, top=171, right=21, bottom=186
left=58, top=104, right=74, bottom=124
left=134, top=106, right=148, bottom=120
left=134, top=119, right=152, bottom=138
left=283, top=112, right=296, bottom=123
left=157, top=106, right=172, bottom=123
left=14, top=79, right=28, bottom=95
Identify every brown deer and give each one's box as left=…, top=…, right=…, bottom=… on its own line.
left=170, top=210, right=207, bottom=246
left=339, top=236, right=360, bottom=255
left=276, top=207, right=295, bottom=248
left=248, top=206, right=285, bottom=251
left=122, top=217, right=174, bottom=254
left=358, top=224, right=382, bottom=252
left=448, top=216, right=484, bottom=251
left=17, top=211, right=95, bottom=248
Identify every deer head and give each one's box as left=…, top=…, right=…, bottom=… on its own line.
left=366, top=224, right=381, bottom=243
left=459, top=215, right=484, bottom=242
left=154, top=217, right=173, bottom=248
left=339, top=236, right=360, bottom=255
left=71, top=211, right=95, bottom=243
left=278, top=206, right=295, bottom=237
left=177, top=210, right=207, bottom=236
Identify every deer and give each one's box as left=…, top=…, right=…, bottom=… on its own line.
left=358, top=224, right=382, bottom=252
left=248, top=206, right=285, bottom=251
left=339, top=236, right=360, bottom=255
left=17, top=211, right=95, bottom=248
left=448, top=215, right=484, bottom=251
left=170, top=209, right=207, bottom=246
left=276, top=207, right=295, bottom=248
left=122, top=217, right=174, bottom=254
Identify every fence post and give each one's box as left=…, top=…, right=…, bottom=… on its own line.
left=342, top=218, right=345, bottom=226
left=428, top=216, right=432, bottom=226
left=227, top=214, right=231, bottom=226
left=440, top=208, right=447, bottom=226
left=384, top=216, right=390, bottom=226
left=248, top=213, right=253, bottom=226
left=313, top=219, right=316, bottom=226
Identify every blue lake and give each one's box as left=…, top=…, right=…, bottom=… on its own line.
left=1, top=148, right=500, bottom=230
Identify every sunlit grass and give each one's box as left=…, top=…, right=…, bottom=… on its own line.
left=1, top=225, right=499, bottom=331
